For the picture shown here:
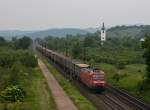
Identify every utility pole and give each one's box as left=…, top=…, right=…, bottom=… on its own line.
left=83, top=41, right=86, bottom=63
left=65, top=37, right=68, bottom=56
left=44, top=42, right=47, bottom=54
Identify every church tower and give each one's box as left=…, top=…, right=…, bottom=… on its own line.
left=101, top=22, right=106, bottom=41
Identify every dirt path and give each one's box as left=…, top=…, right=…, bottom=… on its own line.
left=38, top=59, right=78, bottom=110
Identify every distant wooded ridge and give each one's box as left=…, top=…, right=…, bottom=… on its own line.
left=0, top=25, right=150, bottom=39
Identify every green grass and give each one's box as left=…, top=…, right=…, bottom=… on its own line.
left=95, top=63, right=150, bottom=103
left=0, top=68, right=57, bottom=110
left=42, top=58, right=96, bottom=110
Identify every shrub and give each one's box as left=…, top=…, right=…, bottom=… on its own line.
left=10, top=61, right=26, bottom=85
left=113, top=73, right=120, bottom=82
left=116, top=61, right=125, bottom=69
left=89, top=59, right=95, bottom=68
left=19, top=52, right=37, bottom=68
left=0, top=85, right=25, bottom=102
left=138, top=78, right=150, bottom=92
left=0, top=52, right=15, bottom=68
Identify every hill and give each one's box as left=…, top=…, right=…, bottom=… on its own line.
left=107, top=25, right=150, bottom=38
left=0, top=25, right=150, bottom=39
left=26, top=28, right=88, bottom=39
left=0, top=30, right=34, bottom=39
left=0, top=28, right=88, bottom=39
left=84, top=27, right=100, bottom=33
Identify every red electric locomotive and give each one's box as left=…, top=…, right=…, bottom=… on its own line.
left=76, top=64, right=106, bottom=89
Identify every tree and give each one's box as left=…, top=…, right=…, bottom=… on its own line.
left=72, top=42, right=82, bottom=58
left=15, top=36, right=32, bottom=49
left=19, top=52, right=37, bottom=68
left=141, top=34, right=150, bottom=90
left=10, top=61, right=26, bottom=85
left=0, top=37, right=6, bottom=46
left=84, top=34, right=99, bottom=47
left=0, top=51, right=15, bottom=68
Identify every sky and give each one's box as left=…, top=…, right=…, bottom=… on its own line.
left=0, top=0, right=150, bottom=30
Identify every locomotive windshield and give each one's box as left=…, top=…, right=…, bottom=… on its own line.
left=93, top=69, right=105, bottom=80
left=93, top=74, right=104, bottom=80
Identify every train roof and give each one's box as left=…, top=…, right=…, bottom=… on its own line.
left=38, top=45, right=89, bottom=68
left=76, top=64, right=89, bottom=68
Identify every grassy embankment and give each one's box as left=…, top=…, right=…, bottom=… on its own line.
left=95, top=63, right=150, bottom=103
left=40, top=56, right=96, bottom=110
left=0, top=68, right=57, bottom=110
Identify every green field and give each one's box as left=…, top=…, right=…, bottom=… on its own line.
left=0, top=68, right=57, bottom=110
left=95, top=63, right=150, bottom=103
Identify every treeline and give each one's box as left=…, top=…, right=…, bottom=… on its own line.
left=0, top=36, right=32, bottom=49
left=107, top=25, right=150, bottom=39
left=37, top=32, right=144, bottom=68
left=140, top=34, right=150, bottom=91
left=0, top=36, right=37, bottom=102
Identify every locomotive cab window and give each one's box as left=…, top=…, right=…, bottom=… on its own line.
left=93, top=74, right=104, bottom=80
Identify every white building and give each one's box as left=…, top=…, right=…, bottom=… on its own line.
left=101, top=22, right=106, bottom=41
left=140, top=38, right=145, bottom=42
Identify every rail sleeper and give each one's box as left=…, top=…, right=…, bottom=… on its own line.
left=107, top=85, right=150, bottom=110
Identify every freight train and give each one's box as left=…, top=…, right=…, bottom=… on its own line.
left=36, top=44, right=106, bottom=90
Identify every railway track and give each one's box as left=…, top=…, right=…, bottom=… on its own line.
left=98, top=94, right=128, bottom=110
left=107, top=85, right=150, bottom=110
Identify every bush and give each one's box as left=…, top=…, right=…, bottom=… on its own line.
left=138, top=78, right=150, bottom=92
left=10, top=61, right=26, bottom=85
left=113, top=72, right=128, bottom=83
left=0, top=52, right=15, bottom=68
left=89, top=59, right=95, bottom=68
left=113, top=73, right=120, bottom=82
left=19, top=52, right=37, bottom=68
left=116, top=61, right=125, bottom=69
left=0, top=85, right=26, bottom=102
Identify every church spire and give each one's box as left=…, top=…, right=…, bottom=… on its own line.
left=101, top=22, right=106, bottom=42
left=102, top=22, right=105, bottom=31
